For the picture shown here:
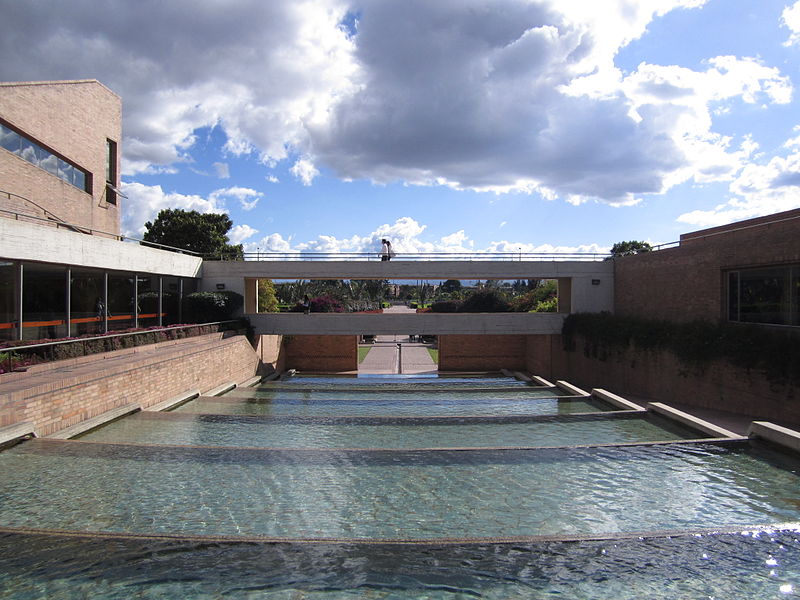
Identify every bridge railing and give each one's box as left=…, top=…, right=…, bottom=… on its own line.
left=239, top=251, right=613, bottom=262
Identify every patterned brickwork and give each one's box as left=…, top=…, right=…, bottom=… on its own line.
left=0, top=334, right=259, bottom=436
left=0, top=80, right=121, bottom=235
left=438, top=334, right=527, bottom=371
left=283, top=335, right=358, bottom=372
left=614, top=209, right=800, bottom=322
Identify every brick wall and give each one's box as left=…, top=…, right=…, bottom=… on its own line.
left=283, top=335, right=357, bottom=372
left=532, top=333, right=799, bottom=428
left=615, top=209, right=800, bottom=322
left=0, top=333, right=260, bottom=436
left=0, top=80, right=121, bottom=235
left=438, top=334, right=527, bottom=371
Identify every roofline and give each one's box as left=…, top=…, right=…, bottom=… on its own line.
left=0, top=79, right=119, bottom=99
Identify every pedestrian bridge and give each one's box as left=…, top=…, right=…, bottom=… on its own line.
left=201, top=258, right=613, bottom=336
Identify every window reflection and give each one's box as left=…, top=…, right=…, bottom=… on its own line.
left=0, top=122, right=90, bottom=192
left=0, top=262, right=17, bottom=342
left=728, top=265, right=798, bottom=326
left=71, top=269, right=105, bottom=336
left=22, top=263, right=67, bottom=340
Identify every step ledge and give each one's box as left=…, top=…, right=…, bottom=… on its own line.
left=47, top=404, right=141, bottom=439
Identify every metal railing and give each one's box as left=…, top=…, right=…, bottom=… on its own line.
left=0, top=320, right=239, bottom=374
left=0, top=193, right=203, bottom=255
left=240, top=251, right=613, bottom=262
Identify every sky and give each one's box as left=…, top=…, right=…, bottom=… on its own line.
left=0, top=0, right=798, bottom=256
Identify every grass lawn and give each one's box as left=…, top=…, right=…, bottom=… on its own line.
left=427, top=348, right=439, bottom=363
left=358, top=346, right=371, bottom=363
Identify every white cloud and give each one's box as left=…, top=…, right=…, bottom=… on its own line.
left=677, top=137, right=800, bottom=227
left=228, top=224, right=259, bottom=244
left=213, top=162, right=230, bottom=179
left=244, top=216, right=612, bottom=256
left=120, top=182, right=228, bottom=238
left=783, top=1, right=800, bottom=46
left=1, top=0, right=792, bottom=209
left=210, top=186, right=263, bottom=211
left=290, top=158, right=320, bottom=186
left=266, top=175, right=280, bottom=183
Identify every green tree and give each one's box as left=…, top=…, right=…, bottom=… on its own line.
left=608, top=240, right=653, bottom=259
left=257, top=279, right=279, bottom=313
left=143, top=209, right=244, bottom=260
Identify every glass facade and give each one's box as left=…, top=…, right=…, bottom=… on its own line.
left=70, top=269, right=105, bottom=337
left=21, top=263, right=68, bottom=340
left=1, top=122, right=90, bottom=193
left=0, top=260, right=198, bottom=341
left=727, top=264, right=799, bottom=327
left=0, top=262, right=17, bottom=342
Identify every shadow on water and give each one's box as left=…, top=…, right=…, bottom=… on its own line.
left=1, top=528, right=798, bottom=599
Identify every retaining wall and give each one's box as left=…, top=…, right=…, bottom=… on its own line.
left=537, top=334, right=799, bottom=428
left=0, top=333, right=260, bottom=436
left=282, top=335, right=358, bottom=372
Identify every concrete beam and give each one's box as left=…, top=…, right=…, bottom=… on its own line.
left=0, top=219, right=202, bottom=277
left=248, top=312, right=565, bottom=335
left=201, top=259, right=612, bottom=281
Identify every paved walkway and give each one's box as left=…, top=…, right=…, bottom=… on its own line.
left=359, top=305, right=438, bottom=375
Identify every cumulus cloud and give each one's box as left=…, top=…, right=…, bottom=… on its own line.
left=228, top=224, right=259, bottom=244
left=210, top=186, right=263, bottom=211
left=120, top=182, right=228, bottom=238
left=677, top=129, right=800, bottom=227
left=783, top=1, right=800, bottom=46
left=243, top=216, right=610, bottom=256
left=0, top=0, right=792, bottom=212
left=213, top=162, right=230, bottom=179
left=289, top=158, right=320, bottom=186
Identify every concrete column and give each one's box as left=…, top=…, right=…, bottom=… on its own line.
left=557, top=278, right=572, bottom=313
left=66, top=267, right=72, bottom=337
left=244, top=278, right=259, bottom=314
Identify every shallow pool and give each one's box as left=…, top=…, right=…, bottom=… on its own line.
left=79, top=411, right=705, bottom=449
left=1, top=439, right=797, bottom=541
left=0, top=528, right=798, bottom=599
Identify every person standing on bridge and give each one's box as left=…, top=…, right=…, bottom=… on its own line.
left=381, top=239, right=395, bottom=261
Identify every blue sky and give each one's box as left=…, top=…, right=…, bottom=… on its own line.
left=1, top=0, right=798, bottom=255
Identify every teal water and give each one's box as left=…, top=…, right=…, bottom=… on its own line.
left=173, top=395, right=609, bottom=417
left=0, top=529, right=798, bottom=599
left=1, top=374, right=799, bottom=599
left=0, top=440, right=797, bottom=540
left=79, top=412, right=703, bottom=448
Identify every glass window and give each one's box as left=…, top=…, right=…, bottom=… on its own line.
left=107, top=274, right=134, bottom=332
left=728, top=265, right=797, bottom=327
left=0, top=123, right=20, bottom=154
left=162, top=277, right=181, bottom=325
left=136, top=275, right=159, bottom=328
left=22, top=263, right=67, bottom=340
left=0, top=121, right=90, bottom=192
left=728, top=271, right=739, bottom=322
left=0, top=262, right=18, bottom=342
left=793, top=267, right=800, bottom=327
left=70, top=269, right=105, bottom=337
left=105, top=139, right=118, bottom=205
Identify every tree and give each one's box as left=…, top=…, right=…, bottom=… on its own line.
left=257, top=279, right=279, bottom=313
left=608, top=240, right=653, bottom=259
left=143, top=209, right=244, bottom=260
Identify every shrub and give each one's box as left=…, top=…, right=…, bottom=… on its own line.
left=182, top=291, right=243, bottom=323
left=562, top=312, right=800, bottom=385
left=430, top=300, right=461, bottom=313
left=458, top=290, right=509, bottom=313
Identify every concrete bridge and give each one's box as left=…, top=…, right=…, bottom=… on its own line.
left=201, top=259, right=613, bottom=336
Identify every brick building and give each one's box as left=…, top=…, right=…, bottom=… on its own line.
left=614, top=209, right=800, bottom=327
left=0, top=79, right=122, bottom=235
left=0, top=80, right=200, bottom=342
